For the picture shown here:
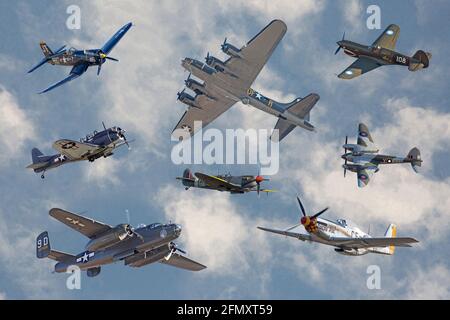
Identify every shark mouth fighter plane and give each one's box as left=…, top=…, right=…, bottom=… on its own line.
left=173, top=20, right=320, bottom=142
left=335, top=24, right=431, bottom=79
left=342, top=123, right=422, bottom=188
left=27, top=123, right=130, bottom=179
left=258, top=197, right=418, bottom=256
left=37, top=208, right=206, bottom=277
left=27, top=22, right=132, bottom=93
left=176, top=168, right=275, bottom=195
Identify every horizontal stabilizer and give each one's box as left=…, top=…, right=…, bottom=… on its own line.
left=409, top=50, right=431, bottom=71
left=285, top=93, right=320, bottom=119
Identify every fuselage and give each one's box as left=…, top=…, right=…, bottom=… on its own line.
left=181, top=58, right=314, bottom=131
left=184, top=174, right=259, bottom=193
left=342, top=151, right=410, bottom=172
left=49, top=48, right=107, bottom=67
left=337, top=40, right=415, bottom=67
left=32, top=127, right=126, bottom=173
left=307, top=218, right=389, bottom=256
left=54, top=223, right=181, bottom=272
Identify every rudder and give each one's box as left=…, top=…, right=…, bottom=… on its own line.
left=406, top=147, right=422, bottom=173
left=39, top=41, right=53, bottom=57
left=36, top=231, right=51, bottom=259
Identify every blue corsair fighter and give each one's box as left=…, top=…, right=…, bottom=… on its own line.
left=27, top=22, right=132, bottom=94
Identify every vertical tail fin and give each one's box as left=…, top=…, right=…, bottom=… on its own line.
left=409, top=50, right=431, bottom=71
left=383, top=224, right=397, bottom=255
left=36, top=231, right=51, bottom=259
left=39, top=41, right=53, bottom=57
left=406, top=147, right=422, bottom=173
left=31, top=148, right=44, bottom=164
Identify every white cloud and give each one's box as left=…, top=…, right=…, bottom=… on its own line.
left=0, top=87, right=35, bottom=167
left=83, top=157, right=122, bottom=186
left=403, top=264, right=450, bottom=299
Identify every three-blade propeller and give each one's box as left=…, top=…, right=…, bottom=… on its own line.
left=343, top=135, right=348, bottom=177
left=164, top=242, right=187, bottom=261
left=96, top=50, right=119, bottom=75
left=334, top=32, right=345, bottom=55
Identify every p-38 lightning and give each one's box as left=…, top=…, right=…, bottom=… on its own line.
left=342, top=123, right=422, bottom=187
left=28, top=22, right=132, bottom=93
left=258, top=197, right=418, bottom=256
left=335, top=24, right=431, bottom=79
left=173, top=20, right=320, bottom=141
left=27, top=123, right=130, bottom=179
left=177, top=168, right=275, bottom=195
left=37, top=208, right=206, bottom=277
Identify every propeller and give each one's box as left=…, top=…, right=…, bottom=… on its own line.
left=125, top=210, right=144, bottom=242
left=164, top=242, right=187, bottom=261
left=287, top=196, right=329, bottom=233
left=343, top=135, right=348, bottom=177
left=334, top=32, right=345, bottom=55
left=205, top=52, right=212, bottom=65
left=184, top=73, right=192, bottom=86
left=221, top=37, right=228, bottom=51
left=177, top=88, right=186, bottom=101
left=96, top=50, right=119, bottom=76
left=255, top=167, right=270, bottom=197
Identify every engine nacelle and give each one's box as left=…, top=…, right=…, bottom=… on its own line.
left=87, top=267, right=101, bottom=277
left=185, top=78, right=207, bottom=96
left=343, top=144, right=360, bottom=153
left=124, top=245, right=171, bottom=267
left=85, top=224, right=132, bottom=252
left=334, top=248, right=368, bottom=256
left=221, top=42, right=242, bottom=58
left=177, top=91, right=201, bottom=109
left=205, top=55, right=226, bottom=71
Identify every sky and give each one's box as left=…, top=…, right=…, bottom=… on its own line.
left=0, top=0, right=449, bottom=299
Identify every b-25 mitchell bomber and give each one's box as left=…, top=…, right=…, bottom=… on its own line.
left=335, top=24, right=431, bottom=79
left=173, top=20, right=320, bottom=141
left=258, top=197, right=418, bottom=256
left=28, top=22, right=132, bottom=93
left=27, top=123, right=130, bottom=179
left=177, top=168, right=275, bottom=195
left=37, top=208, right=206, bottom=277
left=342, top=123, right=422, bottom=188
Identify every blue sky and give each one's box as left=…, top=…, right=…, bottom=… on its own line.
left=0, top=0, right=449, bottom=299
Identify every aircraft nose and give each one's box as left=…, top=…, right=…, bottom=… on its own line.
left=174, top=224, right=182, bottom=235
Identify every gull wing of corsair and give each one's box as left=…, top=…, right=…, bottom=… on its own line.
left=336, top=24, right=431, bottom=79
left=28, top=22, right=132, bottom=93
left=258, top=196, right=418, bottom=256
left=173, top=20, right=320, bottom=141
left=342, top=123, right=423, bottom=187
left=37, top=209, right=206, bottom=276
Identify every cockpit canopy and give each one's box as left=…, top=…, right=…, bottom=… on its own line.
left=336, top=219, right=347, bottom=227
left=146, top=223, right=162, bottom=229
left=68, top=47, right=77, bottom=54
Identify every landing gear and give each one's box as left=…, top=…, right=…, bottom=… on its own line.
left=41, top=173, right=45, bottom=179
left=88, top=157, right=95, bottom=162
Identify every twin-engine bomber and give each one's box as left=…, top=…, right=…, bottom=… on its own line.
left=37, top=208, right=206, bottom=277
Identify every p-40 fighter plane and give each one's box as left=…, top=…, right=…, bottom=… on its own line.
left=335, top=24, right=431, bottom=79
left=176, top=168, right=275, bottom=195
left=173, top=20, right=320, bottom=141
left=342, top=123, right=422, bottom=188
left=258, top=197, right=418, bottom=256
left=37, top=208, right=206, bottom=277
left=28, top=22, right=132, bottom=93
left=27, top=123, right=130, bottom=179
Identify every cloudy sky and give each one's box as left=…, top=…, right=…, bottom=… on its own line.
left=0, top=0, right=449, bottom=299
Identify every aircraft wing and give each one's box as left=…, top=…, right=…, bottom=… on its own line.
left=49, top=208, right=112, bottom=239
left=224, top=19, right=287, bottom=92
left=257, top=226, right=311, bottom=241
left=338, top=56, right=382, bottom=79
left=160, top=253, right=207, bottom=271
left=52, top=139, right=102, bottom=161
left=357, top=166, right=377, bottom=188
left=172, top=94, right=236, bottom=139
left=357, top=123, right=378, bottom=152
left=331, top=236, right=418, bottom=249
left=194, top=172, right=242, bottom=191
left=39, top=62, right=89, bottom=94
left=371, top=24, right=400, bottom=50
